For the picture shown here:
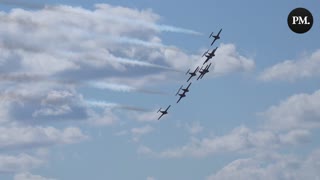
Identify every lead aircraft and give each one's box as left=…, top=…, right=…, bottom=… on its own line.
left=209, top=28, right=222, bottom=46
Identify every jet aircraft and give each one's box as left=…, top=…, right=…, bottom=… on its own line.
left=175, top=82, right=192, bottom=103
left=202, top=47, right=218, bottom=65
left=186, top=67, right=199, bottom=82
left=209, top=28, right=222, bottom=46
left=197, top=63, right=212, bottom=80
left=157, top=105, right=171, bottom=120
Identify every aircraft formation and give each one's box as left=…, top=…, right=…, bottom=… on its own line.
left=157, top=28, right=222, bottom=120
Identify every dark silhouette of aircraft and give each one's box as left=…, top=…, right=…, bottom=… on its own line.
left=175, top=82, right=192, bottom=103
left=186, top=66, right=199, bottom=82
left=157, top=105, right=171, bottom=120
left=202, top=47, right=218, bottom=65
left=197, top=63, right=212, bottom=80
left=209, top=28, right=222, bottom=46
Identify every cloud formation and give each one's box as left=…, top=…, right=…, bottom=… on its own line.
left=0, top=154, right=43, bottom=173
left=259, top=49, right=320, bottom=82
left=139, top=126, right=310, bottom=158
left=207, top=149, right=320, bottom=180
left=262, top=89, right=320, bottom=131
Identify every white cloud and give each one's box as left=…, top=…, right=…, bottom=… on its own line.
left=185, top=121, right=204, bottom=135
left=131, top=125, right=154, bottom=136
left=0, top=126, right=88, bottom=150
left=131, top=110, right=160, bottom=123
left=4, top=88, right=89, bottom=123
left=87, top=109, right=118, bottom=126
left=279, top=129, right=311, bottom=145
left=0, top=4, right=254, bottom=107
left=0, top=154, right=43, bottom=173
left=137, top=145, right=153, bottom=155
left=140, top=126, right=310, bottom=158
left=262, top=89, right=320, bottom=131
left=259, top=49, right=320, bottom=81
left=207, top=149, right=320, bottom=180
left=131, top=125, right=154, bottom=142
left=0, top=4, right=257, bottom=178
left=14, top=172, right=56, bottom=180
left=212, top=43, right=255, bottom=75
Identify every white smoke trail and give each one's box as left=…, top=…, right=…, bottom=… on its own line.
left=47, top=4, right=203, bottom=36
left=86, top=100, right=150, bottom=112
left=155, top=24, right=202, bottom=35
left=113, top=56, right=181, bottom=72
left=88, top=81, right=169, bottom=95
left=89, top=82, right=134, bottom=93
left=1, top=1, right=203, bottom=35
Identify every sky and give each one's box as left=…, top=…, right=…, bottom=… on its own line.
left=0, top=0, right=319, bottom=180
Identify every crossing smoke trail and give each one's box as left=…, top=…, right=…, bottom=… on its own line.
left=86, top=100, right=151, bottom=112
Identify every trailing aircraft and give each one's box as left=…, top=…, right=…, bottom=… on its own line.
left=157, top=105, right=171, bottom=120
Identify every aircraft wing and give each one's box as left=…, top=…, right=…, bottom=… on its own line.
left=175, top=85, right=183, bottom=96
left=194, top=66, right=199, bottom=73
left=209, top=32, right=213, bottom=38
left=197, top=73, right=203, bottom=80
left=187, top=75, right=193, bottom=82
left=217, top=28, right=222, bottom=36
left=186, top=82, right=192, bottom=89
left=210, top=39, right=217, bottom=46
left=202, top=50, right=209, bottom=57
left=165, top=105, right=171, bottom=111
left=158, top=113, right=164, bottom=120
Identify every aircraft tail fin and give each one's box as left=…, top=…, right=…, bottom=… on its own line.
left=175, top=85, right=183, bottom=96
left=195, top=66, right=199, bottom=72
left=202, top=50, right=209, bottom=57
left=157, top=108, right=161, bottom=113
left=186, top=69, right=190, bottom=75
left=209, top=32, right=213, bottom=38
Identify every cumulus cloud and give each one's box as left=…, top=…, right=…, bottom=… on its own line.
left=0, top=3, right=254, bottom=98
left=211, top=43, right=255, bottom=75
left=207, top=149, right=320, bottom=180
left=4, top=88, right=89, bottom=123
left=131, top=125, right=154, bottom=142
left=139, top=126, right=310, bottom=158
left=131, top=125, right=154, bottom=136
left=0, top=3, right=258, bottom=178
left=0, top=126, right=88, bottom=150
left=130, top=110, right=160, bottom=123
left=259, top=49, right=320, bottom=82
left=262, top=89, right=320, bottom=131
left=0, top=154, right=43, bottom=173
left=185, top=121, right=204, bottom=135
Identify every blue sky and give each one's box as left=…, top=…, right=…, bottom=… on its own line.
left=0, top=0, right=319, bottom=180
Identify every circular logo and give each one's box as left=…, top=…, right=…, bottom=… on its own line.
left=287, top=7, right=313, bottom=34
